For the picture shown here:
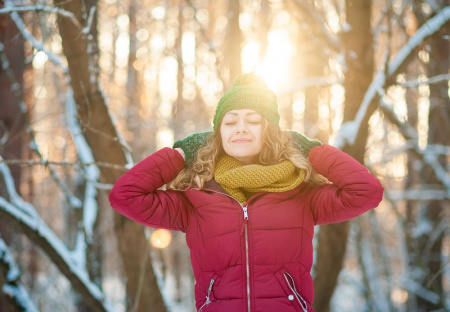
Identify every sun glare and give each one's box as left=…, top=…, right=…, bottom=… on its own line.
left=242, top=29, right=293, bottom=92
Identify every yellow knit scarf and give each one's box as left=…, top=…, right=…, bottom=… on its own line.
left=214, top=155, right=305, bottom=205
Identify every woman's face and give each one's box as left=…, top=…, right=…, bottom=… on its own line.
left=220, top=109, right=263, bottom=165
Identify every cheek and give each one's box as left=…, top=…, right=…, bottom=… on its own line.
left=252, top=126, right=263, bottom=141
left=219, top=127, right=232, bottom=150
left=219, top=127, right=228, bottom=143
left=255, top=129, right=264, bottom=151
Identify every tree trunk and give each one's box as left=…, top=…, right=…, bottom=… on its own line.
left=0, top=1, right=26, bottom=195
left=404, top=61, right=421, bottom=311
left=302, top=41, right=328, bottom=142
left=225, top=0, right=242, bottom=84
left=173, top=0, right=186, bottom=139
left=126, top=0, right=142, bottom=159
left=54, top=0, right=167, bottom=311
left=313, top=1, right=374, bottom=311
left=0, top=6, right=26, bottom=311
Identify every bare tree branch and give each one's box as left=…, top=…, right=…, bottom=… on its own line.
left=0, top=238, right=39, bottom=312
left=0, top=4, right=83, bottom=30
left=5, top=1, right=68, bottom=73
left=289, top=0, right=342, bottom=52
left=0, top=159, right=127, bottom=170
left=0, top=163, right=115, bottom=312
left=399, top=73, right=450, bottom=87
left=335, top=7, right=450, bottom=148
left=379, top=100, right=450, bottom=189
left=385, top=189, right=450, bottom=200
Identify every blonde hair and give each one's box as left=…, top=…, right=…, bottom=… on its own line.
left=169, top=120, right=328, bottom=190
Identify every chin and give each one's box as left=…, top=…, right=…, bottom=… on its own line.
left=231, top=154, right=259, bottom=164
left=230, top=152, right=258, bottom=158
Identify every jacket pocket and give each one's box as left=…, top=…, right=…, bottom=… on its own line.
left=275, top=269, right=310, bottom=312
left=198, top=273, right=221, bottom=312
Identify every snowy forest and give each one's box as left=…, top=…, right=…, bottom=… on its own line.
left=0, top=0, right=449, bottom=311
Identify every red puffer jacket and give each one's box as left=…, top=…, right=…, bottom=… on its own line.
left=109, top=144, right=383, bottom=312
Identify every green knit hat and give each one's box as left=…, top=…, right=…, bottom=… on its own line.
left=212, top=73, right=280, bottom=131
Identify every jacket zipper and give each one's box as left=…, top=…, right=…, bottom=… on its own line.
left=199, top=278, right=215, bottom=311
left=243, top=205, right=250, bottom=312
left=199, top=188, right=252, bottom=312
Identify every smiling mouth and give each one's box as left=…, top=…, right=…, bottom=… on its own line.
left=232, top=139, right=252, bottom=143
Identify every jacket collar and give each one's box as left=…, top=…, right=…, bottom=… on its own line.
left=203, top=178, right=227, bottom=193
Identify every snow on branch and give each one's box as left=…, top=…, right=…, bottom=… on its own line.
left=399, top=276, right=440, bottom=305
left=0, top=197, right=115, bottom=312
left=0, top=163, right=115, bottom=312
left=66, top=87, right=99, bottom=242
left=385, top=189, right=450, bottom=201
left=84, top=6, right=96, bottom=36
left=0, top=159, right=126, bottom=171
left=373, top=141, right=450, bottom=167
left=29, top=139, right=83, bottom=209
left=379, top=101, right=450, bottom=189
left=0, top=238, right=39, bottom=312
left=0, top=4, right=83, bottom=30
left=387, top=7, right=450, bottom=77
left=292, top=0, right=342, bottom=51
left=0, top=161, right=38, bottom=218
left=5, top=0, right=68, bottom=73
left=0, top=159, right=115, bottom=190
left=359, top=235, right=392, bottom=311
left=4, top=0, right=131, bottom=184
left=400, top=73, right=450, bottom=88
left=335, top=7, right=450, bottom=148
left=423, top=153, right=450, bottom=189
left=1, top=6, right=84, bottom=209
left=2, top=2, right=97, bottom=37
left=424, top=144, right=450, bottom=156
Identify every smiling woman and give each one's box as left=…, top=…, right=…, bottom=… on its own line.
left=109, top=72, right=384, bottom=312
left=220, top=109, right=264, bottom=164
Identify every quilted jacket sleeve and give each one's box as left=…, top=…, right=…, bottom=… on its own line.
left=307, top=144, right=384, bottom=225
left=109, top=147, right=191, bottom=232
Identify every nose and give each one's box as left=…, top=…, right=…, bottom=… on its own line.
left=236, top=120, right=248, bottom=134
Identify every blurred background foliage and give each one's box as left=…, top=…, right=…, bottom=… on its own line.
left=0, top=0, right=449, bottom=311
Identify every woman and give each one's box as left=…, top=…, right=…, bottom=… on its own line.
left=109, top=73, right=384, bottom=312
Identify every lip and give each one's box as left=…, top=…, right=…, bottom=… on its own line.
left=231, top=138, right=252, bottom=143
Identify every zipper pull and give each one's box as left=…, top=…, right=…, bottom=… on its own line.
left=241, top=206, right=248, bottom=235
left=208, top=278, right=215, bottom=291
left=205, top=278, right=215, bottom=304
left=243, top=206, right=249, bottom=220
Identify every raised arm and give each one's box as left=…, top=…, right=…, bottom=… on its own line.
left=307, top=144, right=384, bottom=225
left=109, top=147, right=191, bottom=232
